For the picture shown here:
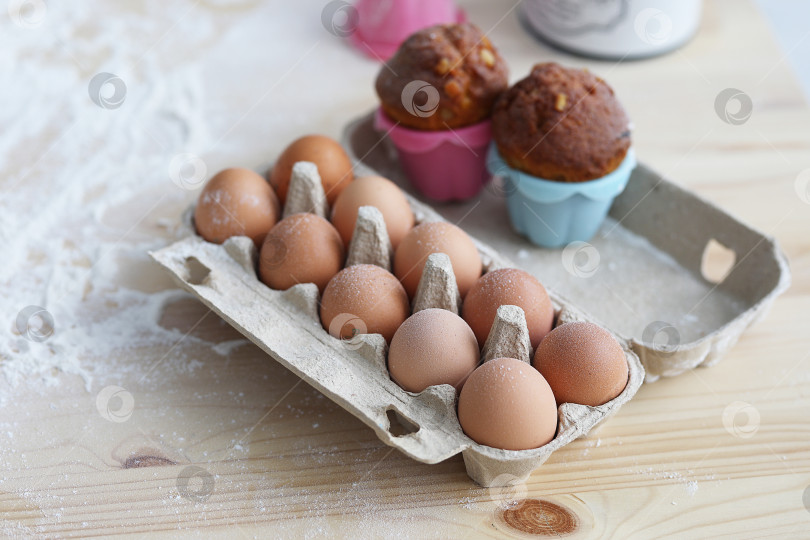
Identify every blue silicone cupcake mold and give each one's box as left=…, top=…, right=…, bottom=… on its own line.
left=487, top=144, right=636, bottom=248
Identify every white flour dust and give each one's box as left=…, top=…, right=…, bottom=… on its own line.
left=0, top=2, right=233, bottom=393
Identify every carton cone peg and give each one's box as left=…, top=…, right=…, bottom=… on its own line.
left=222, top=236, right=257, bottom=274
left=346, top=206, right=393, bottom=270
left=283, top=161, right=328, bottom=218
left=412, top=252, right=462, bottom=314
left=482, top=305, right=532, bottom=364
left=280, top=283, right=320, bottom=321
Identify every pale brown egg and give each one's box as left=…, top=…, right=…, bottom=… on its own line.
left=532, top=321, right=628, bottom=406
left=393, top=222, right=482, bottom=299
left=331, top=175, right=414, bottom=248
left=195, top=167, right=280, bottom=248
left=320, top=264, right=410, bottom=343
left=388, top=308, right=480, bottom=393
left=458, top=357, right=557, bottom=451
left=269, top=135, right=354, bottom=205
left=259, top=213, right=344, bottom=293
left=462, top=268, right=554, bottom=350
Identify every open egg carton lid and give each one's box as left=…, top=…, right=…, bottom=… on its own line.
left=150, top=162, right=644, bottom=487
left=343, top=111, right=791, bottom=382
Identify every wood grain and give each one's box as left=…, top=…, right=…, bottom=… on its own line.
left=2, top=0, right=810, bottom=538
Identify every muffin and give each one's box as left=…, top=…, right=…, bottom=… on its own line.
left=491, top=63, right=631, bottom=183
left=375, top=22, right=508, bottom=131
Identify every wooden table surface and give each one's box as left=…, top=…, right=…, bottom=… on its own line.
left=3, top=0, right=810, bottom=538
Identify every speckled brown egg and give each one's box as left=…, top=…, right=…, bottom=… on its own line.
left=259, top=213, right=344, bottom=293
left=393, top=222, right=482, bottom=299
left=269, top=135, right=354, bottom=205
left=458, top=357, right=557, bottom=451
left=532, top=321, right=628, bottom=406
left=320, top=264, right=410, bottom=343
left=462, top=268, right=554, bottom=350
left=388, top=308, right=480, bottom=393
left=331, top=175, right=414, bottom=248
left=195, top=167, right=280, bottom=248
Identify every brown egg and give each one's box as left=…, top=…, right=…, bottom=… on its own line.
left=195, top=167, right=280, bottom=248
left=532, top=321, right=628, bottom=407
left=458, top=357, right=557, bottom=451
left=393, top=222, right=482, bottom=299
left=388, top=308, right=480, bottom=393
left=259, top=213, right=344, bottom=293
left=269, top=135, right=354, bottom=205
left=462, top=268, right=554, bottom=350
left=320, top=264, right=410, bottom=343
left=331, top=175, right=414, bottom=248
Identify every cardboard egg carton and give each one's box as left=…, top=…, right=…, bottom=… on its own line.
left=151, top=162, right=643, bottom=487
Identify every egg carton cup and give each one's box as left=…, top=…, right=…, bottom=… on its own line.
left=343, top=110, right=792, bottom=382
left=151, top=162, right=644, bottom=487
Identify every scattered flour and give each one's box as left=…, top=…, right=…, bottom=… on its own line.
left=0, top=1, right=223, bottom=394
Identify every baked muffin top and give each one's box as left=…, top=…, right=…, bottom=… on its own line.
left=492, top=63, right=631, bottom=183
left=375, top=23, right=508, bottom=131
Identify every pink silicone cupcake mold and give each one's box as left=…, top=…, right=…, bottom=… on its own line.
left=349, top=0, right=465, bottom=60
left=374, top=107, right=492, bottom=201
